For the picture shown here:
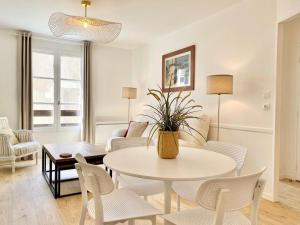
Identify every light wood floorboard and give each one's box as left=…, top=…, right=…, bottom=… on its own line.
left=0, top=160, right=300, bottom=225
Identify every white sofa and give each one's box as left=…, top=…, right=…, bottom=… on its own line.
left=106, top=115, right=210, bottom=152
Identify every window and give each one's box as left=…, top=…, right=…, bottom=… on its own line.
left=32, top=51, right=82, bottom=129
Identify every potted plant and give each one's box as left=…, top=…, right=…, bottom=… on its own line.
left=143, top=83, right=203, bottom=159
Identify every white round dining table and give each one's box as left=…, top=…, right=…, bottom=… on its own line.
left=104, top=146, right=236, bottom=215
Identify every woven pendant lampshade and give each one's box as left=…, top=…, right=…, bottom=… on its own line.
left=49, top=0, right=122, bottom=43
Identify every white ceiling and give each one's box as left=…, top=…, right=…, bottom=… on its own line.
left=0, top=0, right=241, bottom=49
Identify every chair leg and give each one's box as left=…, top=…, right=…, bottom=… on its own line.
left=177, top=195, right=181, bottom=211
left=149, top=216, right=156, bottom=225
left=114, top=172, right=120, bottom=189
left=35, top=152, right=38, bottom=165
left=79, top=203, right=87, bottom=225
left=128, top=220, right=135, bottom=225
left=164, top=220, right=174, bottom=225
left=144, top=195, right=148, bottom=201
left=12, top=159, right=15, bottom=173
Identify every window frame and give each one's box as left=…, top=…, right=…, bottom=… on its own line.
left=32, top=47, right=83, bottom=131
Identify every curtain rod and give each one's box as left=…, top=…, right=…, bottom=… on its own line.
left=0, top=28, right=83, bottom=46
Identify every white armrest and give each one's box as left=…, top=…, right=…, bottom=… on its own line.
left=0, top=134, right=14, bottom=157
left=111, top=137, right=154, bottom=151
left=111, top=128, right=127, bottom=138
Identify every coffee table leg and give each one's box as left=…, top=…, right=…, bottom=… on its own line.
left=164, top=181, right=172, bottom=214
left=42, top=147, right=45, bottom=173
left=54, top=165, right=58, bottom=198
left=49, top=159, right=52, bottom=185
left=58, top=168, right=61, bottom=197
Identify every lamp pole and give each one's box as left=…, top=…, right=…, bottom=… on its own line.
left=127, top=98, right=131, bottom=122
left=217, top=94, right=221, bottom=141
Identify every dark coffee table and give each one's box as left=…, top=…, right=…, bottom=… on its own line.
left=42, top=142, right=107, bottom=198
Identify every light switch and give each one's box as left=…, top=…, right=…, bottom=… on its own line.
left=263, top=103, right=271, bottom=111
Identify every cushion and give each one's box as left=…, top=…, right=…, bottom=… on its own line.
left=13, top=142, right=40, bottom=156
left=179, top=139, right=203, bottom=148
left=141, top=123, right=158, bottom=138
left=179, top=115, right=210, bottom=146
left=111, top=128, right=127, bottom=137
left=0, top=129, right=19, bottom=145
left=125, top=121, right=148, bottom=138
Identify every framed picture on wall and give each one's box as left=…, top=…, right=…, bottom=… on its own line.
left=162, top=45, right=195, bottom=92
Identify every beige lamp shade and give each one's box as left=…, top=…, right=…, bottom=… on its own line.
left=122, top=87, right=137, bottom=99
left=207, top=75, right=233, bottom=94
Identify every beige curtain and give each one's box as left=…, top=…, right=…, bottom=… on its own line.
left=20, top=31, right=32, bottom=130
left=82, top=41, right=93, bottom=143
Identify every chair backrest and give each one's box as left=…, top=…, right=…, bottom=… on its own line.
left=75, top=153, right=114, bottom=195
left=196, top=168, right=266, bottom=225
left=0, top=117, right=10, bottom=130
left=204, top=141, right=247, bottom=175
left=75, top=154, right=115, bottom=225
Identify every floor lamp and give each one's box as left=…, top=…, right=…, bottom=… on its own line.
left=207, top=75, right=233, bottom=141
left=122, top=87, right=137, bottom=122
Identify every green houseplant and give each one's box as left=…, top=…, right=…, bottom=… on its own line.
left=143, top=83, right=203, bottom=159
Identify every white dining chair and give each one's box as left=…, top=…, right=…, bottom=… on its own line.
left=163, top=168, right=266, bottom=225
left=75, top=153, right=160, bottom=225
left=172, top=141, right=247, bottom=211
left=110, top=138, right=164, bottom=199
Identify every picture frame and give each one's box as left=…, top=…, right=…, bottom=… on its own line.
left=162, top=45, right=195, bottom=92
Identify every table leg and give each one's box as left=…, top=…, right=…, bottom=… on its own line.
left=164, top=181, right=172, bottom=214
left=54, top=165, right=58, bottom=198
left=49, top=158, right=52, bottom=185
left=42, top=147, right=45, bottom=173
left=58, top=168, right=61, bottom=196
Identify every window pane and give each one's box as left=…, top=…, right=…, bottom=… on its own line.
left=61, top=56, right=81, bottom=80
left=33, top=78, right=54, bottom=103
left=60, top=80, right=81, bottom=104
left=60, top=104, right=81, bottom=126
left=32, top=52, right=54, bottom=78
left=33, top=104, right=54, bottom=127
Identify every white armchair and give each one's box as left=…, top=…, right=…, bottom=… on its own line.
left=0, top=117, right=40, bottom=173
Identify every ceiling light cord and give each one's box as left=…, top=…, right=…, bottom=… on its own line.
left=81, top=0, right=90, bottom=17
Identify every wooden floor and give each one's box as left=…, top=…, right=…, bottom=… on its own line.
left=1, top=160, right=300, bottom=225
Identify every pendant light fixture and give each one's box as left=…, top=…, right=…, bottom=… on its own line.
left=48, top=0, right=122, bottom=43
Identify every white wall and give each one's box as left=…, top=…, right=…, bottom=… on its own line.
left=132, top=0, right=277, bottom=200
left=278, top=17, right=300, bottom=179
left=277, top=0, right=300, bottom=22
left=0, top=30, right=18, bottom=129
left=92, top=45, right=133, bottom=122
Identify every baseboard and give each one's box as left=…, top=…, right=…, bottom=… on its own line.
left=210, top=123, right=273, bottom=134
left=279, top=174, right=297, bottom=181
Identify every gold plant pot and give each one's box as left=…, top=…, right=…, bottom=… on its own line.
left=157, top=130, right=179, bottom=159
